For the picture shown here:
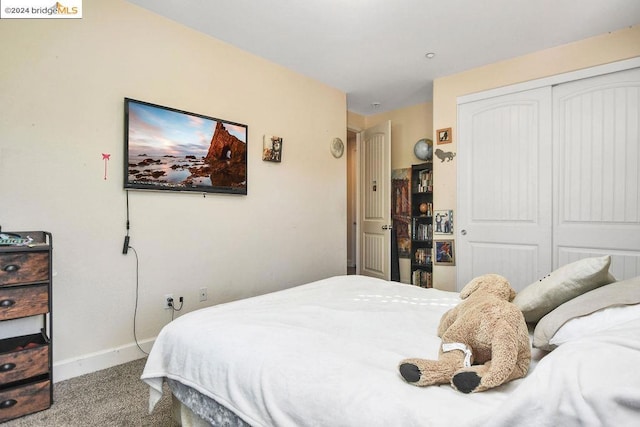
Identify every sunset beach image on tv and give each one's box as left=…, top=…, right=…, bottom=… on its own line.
left=124, top=98, right=248, bottom=195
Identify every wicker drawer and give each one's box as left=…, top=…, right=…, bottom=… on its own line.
left=0, top=252, right=49, bottom=287
left=0, top=335, right=49, bottom=385
left=0, top=285, right=48, bottom=321
left=0, top=379, right=50, bottom=423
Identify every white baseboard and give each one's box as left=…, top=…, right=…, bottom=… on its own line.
left=53, top=337, right=155, bottom=383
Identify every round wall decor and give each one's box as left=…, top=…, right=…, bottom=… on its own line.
left=331, top=137, right=345, bottom=158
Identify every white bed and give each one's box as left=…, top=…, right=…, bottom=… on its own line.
left=142, top=273, right=640, bottom=426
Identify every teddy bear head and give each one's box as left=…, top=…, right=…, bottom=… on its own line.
left=459, top=273, right=516, bottom=302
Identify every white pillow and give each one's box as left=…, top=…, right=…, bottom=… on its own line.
left=513, top=255, right=615, bottom=323
left=549, top=304, right=640, bottom=346
left=533, top=276, right=640, bottom=350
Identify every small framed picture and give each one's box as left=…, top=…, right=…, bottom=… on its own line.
left=434, top=210, right=453, bottom=235
left=263, top=135, right=282, bottom=162
left=437, top=127, right=452, bottom=144
left=434, top=239, right=455, bottom=266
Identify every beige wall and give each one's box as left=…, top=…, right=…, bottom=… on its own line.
left=347, top=110, right=366, bottom=132
left=0, top=0, right=346, bottom=379
left=364, top=103, right=434, bottom=171
left=433, top=25, right=640, bottom=291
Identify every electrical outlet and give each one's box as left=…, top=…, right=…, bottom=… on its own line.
left=199, top=287, right=207, bottom=302
left=164, top=294, right=173, bottom=309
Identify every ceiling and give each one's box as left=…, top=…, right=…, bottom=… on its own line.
left=126, top=0, right=640, bottom=116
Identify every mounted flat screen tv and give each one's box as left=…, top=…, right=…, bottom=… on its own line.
left=124, top=98, right=248, bottom=195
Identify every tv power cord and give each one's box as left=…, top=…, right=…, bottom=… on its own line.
left=166, top=296, right=184, bottom=321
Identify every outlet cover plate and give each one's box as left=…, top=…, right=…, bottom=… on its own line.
left=164, top=294, right=173, bottom=309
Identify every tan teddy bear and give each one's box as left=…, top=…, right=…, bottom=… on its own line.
left=399, top=274, right=531, bottom=393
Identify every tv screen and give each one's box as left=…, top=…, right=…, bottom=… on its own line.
left=124, top=98, right=248, bottom=195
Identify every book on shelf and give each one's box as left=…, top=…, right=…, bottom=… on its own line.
left=413, top=247, right=432, bottom=265
left=416, top=169, right=433, bottom=193
left=412, top=269, right=432, bottom=288
left=411, top=219, right=433, bottom=240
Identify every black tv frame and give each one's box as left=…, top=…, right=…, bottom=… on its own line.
left=124, top=98, right=248, bottom=195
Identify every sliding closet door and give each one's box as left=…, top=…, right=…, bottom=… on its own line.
left=457, top=87, right=553, bottom=291
left=553, top=67, right=640, bottom=279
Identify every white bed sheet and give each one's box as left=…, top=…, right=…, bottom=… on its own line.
left=142, top=275, right=542, bottom=426
left=490, top=317, right=640, bottom=426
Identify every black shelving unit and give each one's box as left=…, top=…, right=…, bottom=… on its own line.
left=410, top=163, right=433, bottom=287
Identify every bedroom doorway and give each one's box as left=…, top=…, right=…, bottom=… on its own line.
left=347, top=121, right=392, bottom=279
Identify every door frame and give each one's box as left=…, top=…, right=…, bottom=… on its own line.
left=348, top=125, right=362, bottom=274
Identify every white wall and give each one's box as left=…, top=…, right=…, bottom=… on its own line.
left=0, top=0, right=347, bottom=380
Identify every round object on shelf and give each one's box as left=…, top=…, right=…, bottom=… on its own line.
left=331, top=137, right=345, bottom=158
left=419, top=203, right=429, bottom=214
left=414, top=138, right=433, bottom=160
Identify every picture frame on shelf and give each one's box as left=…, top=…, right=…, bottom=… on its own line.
left=437, top=127, right=452, bottom=144
left=434, top=239, right=455, bottom=265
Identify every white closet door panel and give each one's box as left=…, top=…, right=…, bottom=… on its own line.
left=609, top=251, right=640, bottom=279
left=457, top=87, right=553, bottom=291
left=467, top=243, right=539, bottom=288
left=557, top=247, right=640, bottom=279
left=553, top=67, right=640, bottom=279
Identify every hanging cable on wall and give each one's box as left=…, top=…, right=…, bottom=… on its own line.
left=123, top=190, right=147, bottom=354
left=122, top=190, right=131, bottom=254
left=130, top=246, right=148, bottom=355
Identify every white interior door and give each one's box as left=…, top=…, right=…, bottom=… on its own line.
left=457, top=87, right=553, bottom=291
left=553, top=67, right=640, bottom=279
left=359, top=121, right=391, bottom=280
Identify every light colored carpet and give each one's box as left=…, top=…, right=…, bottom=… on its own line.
left=3, top=358, right=175, bottom=426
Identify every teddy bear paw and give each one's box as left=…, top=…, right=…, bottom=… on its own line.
left=452, top=371, right=481, bottom=393
left=399, top=363, right=422, bottom=383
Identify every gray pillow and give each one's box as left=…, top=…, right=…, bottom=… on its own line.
left=513, top=255, right=615, bottom=323
left=533, top=276, right=640, bottom=350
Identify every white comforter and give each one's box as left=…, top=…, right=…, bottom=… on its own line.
left=490, top=316, right=640, bottom=426
left=141, top=275, right=640, bottom=426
